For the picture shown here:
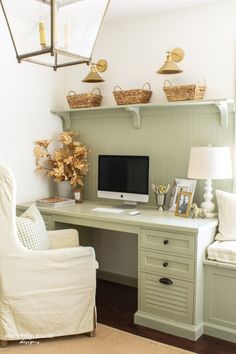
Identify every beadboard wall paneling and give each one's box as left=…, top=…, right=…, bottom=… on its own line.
left=60, top=104, right=234, bottom=208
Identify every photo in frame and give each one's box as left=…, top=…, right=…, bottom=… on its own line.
left=168, top=178, right=196, bottom=211
left=175, top=191, right=193, bottom=218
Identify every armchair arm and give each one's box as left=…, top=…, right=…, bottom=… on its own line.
left=48, top=229, right=79, bottom=249
left=0, top=246, right=97, bottom=294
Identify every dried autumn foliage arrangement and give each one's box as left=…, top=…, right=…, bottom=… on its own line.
left=33, top=131, right=90, bottom=188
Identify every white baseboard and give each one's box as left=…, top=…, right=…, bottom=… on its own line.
left=204, top=322, right=236, bottom=343
left=134, top=311, right=204, bottom=341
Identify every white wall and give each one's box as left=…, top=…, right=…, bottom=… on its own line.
left=62, top=0, right=236, bottom=107
left=0, top=12, right=64, bottom=203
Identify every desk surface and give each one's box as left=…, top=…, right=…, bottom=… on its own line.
left=17, top=200, right=218, bottom=235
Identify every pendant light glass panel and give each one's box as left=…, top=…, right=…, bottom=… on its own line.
left=1, top=0, right=50, bottom=55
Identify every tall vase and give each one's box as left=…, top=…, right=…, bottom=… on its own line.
left=156, top=193, right=166, bottom=211
left=57, top=181, right=73, bottom=199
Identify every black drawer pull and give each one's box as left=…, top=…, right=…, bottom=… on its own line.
left=159, top=277, right=173, bottom=285
left=163, top=262, right=168, bottom=267
left=163, top=239, right=169, bottom=245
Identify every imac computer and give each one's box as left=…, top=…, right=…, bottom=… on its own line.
left=97, top=155, right=149, bottom=205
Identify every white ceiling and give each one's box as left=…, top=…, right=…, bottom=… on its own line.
left=106, top=0, right=219, bottom=20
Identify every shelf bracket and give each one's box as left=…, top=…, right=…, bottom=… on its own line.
left=214, top=101, right=229, bottom=127
left=52, top=112, right=72, bottom=130
left=125, top=106, right=141, bottom=129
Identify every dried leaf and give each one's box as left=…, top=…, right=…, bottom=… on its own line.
left=33, top=130, right=90, bottom=185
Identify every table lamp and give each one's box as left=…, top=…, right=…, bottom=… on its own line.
left=187, top=146, right=232, bottom=216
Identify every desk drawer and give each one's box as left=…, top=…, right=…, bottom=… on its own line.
left=141, top=228, right=194, bottom=256
left=140, top=272, right=193, bottom=324
left=141, top=251, right=194, bottom=280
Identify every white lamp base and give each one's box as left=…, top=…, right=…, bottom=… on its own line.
left=200, top=179, right=216, bottom=217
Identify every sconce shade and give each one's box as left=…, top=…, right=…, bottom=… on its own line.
left=187, top=146, right=232, bottom=180
left=82, top=65, right=104, bottom=83
left=0, top=0, right=110, bottom=70
left=82, top=59, right=107, bottom=83
left=156, top=48, right=184, bottom=74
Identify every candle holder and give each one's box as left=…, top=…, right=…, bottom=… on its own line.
left=73, top=186, right=83, bottom=204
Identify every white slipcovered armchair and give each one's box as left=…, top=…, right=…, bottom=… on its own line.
left=0, top=163, right=97, bottom=347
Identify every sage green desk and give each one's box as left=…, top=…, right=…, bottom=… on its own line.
left=17, top=200, right=218, bottom=341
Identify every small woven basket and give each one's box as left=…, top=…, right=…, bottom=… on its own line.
left=163, top=79, right=206, bottom=102
left=113, top=82, right=152, bottom=105
left=67, top=87, right=102, bottom=109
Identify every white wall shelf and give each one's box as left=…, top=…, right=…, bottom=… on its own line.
left=52, top=98, right=234, bottom=130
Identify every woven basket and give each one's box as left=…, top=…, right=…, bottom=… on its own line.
left=113, top=82, right=152, bottom=105
left=67, top=87, right=102, bottom=109
left=163, top=79, right=206, bottom=102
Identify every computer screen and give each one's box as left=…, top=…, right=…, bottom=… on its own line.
left=98, top=155, right=149, bottom=204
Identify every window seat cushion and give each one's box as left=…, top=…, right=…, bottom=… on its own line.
left=207, top=240, right=236, bottom=264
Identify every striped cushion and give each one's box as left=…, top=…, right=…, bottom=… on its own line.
left=16, top=204, right=50, bottom=250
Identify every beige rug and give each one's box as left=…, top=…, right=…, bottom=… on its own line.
left=2, top=324, right=193, bottom=354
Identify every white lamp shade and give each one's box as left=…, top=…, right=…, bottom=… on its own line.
left=187, top=146, right=232, bottom=180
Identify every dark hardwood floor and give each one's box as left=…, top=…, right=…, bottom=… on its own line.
left=96, top=279, right=236, bottom=354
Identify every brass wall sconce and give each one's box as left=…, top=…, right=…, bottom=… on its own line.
left=82, top=59, right=108, bottom=83
left=156, top=47, right=185, bottom=74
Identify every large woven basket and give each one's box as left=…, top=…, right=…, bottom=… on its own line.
left=113, top=82, right=152, bottom=105
left=67, top=87, right=102, bottom=109
left=163, top=79, right=206, bottom=102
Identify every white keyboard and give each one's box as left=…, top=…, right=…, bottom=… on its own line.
left=92, top=207, right=124, bottom=214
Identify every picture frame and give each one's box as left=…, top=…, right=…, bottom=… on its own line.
left=168, top=178, right=196, bottom=211
left=175, top=191, right=193, bottom=218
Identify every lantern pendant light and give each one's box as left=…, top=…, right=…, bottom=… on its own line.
left=0, top=0, right=110, bottom=70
